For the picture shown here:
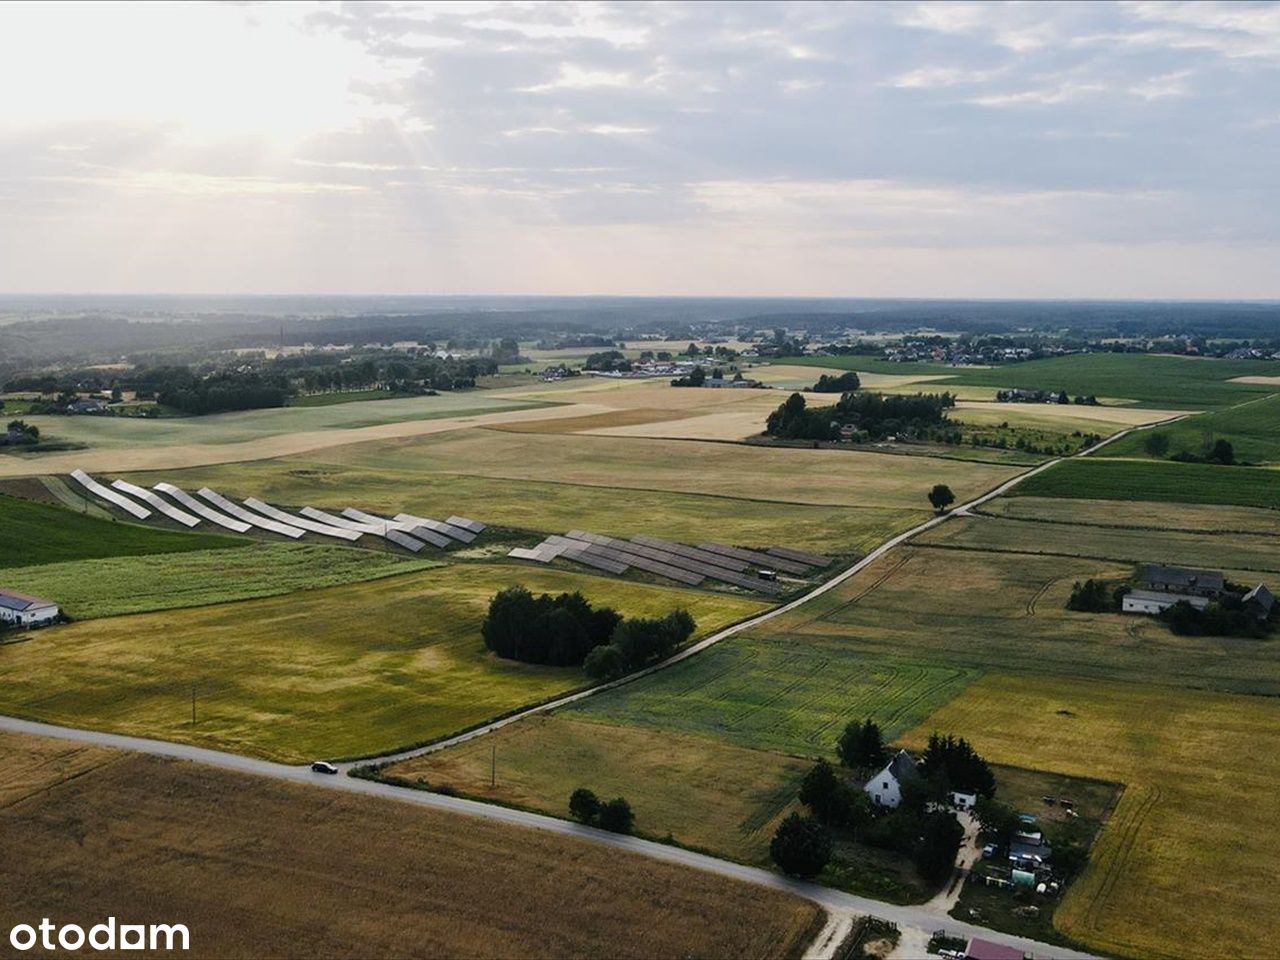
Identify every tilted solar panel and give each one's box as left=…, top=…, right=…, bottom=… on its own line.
left=767, top=545, right=833, bottom=567
left=70, top=469, right=151, bottom=520
left=198, top=488, right=305, bottom=538
left=245, top=498, right=361, bottom=541
left=111, top=479, right=200, bottom=527
left=154, top=483, right=252, bottom=532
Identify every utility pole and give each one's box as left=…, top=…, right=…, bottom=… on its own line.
left=490, top=743, right=496, bottom=788
left=191, top=684, right=196, bottom=726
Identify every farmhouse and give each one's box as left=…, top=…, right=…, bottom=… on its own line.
left=1244, top=584, right=1275, bottom=621
left=864, top=749, right=920, bottom=809
left=0, top=589, right=61, bottom=627
left=1122, top=589, right=1210, bottom=616
left=1139, top=564, right=1225, bottom=599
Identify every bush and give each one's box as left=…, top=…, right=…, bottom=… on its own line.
left=583, top=644, right=625, bottom=681
left=770, top=813, right=832, bottom=877
left=915, top=810, right=964, bottom=886
left=569, top=787, right=601, bottom=824
left=598, top=797, right=634, bottom=834
left=810, top=371, right=861, bottom=393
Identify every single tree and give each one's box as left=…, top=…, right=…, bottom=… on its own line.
left=583, top=644, right=625, bottom=681
left=798, top=759, right=851, bottom=824
left=927, top=484, right=955, bottom=512
left=770, top=813, right=832, bottom=878
left=1143, top=431, right=1170, bottom=458
left=598, top=797, right=635, bottom=834
left=1209, top=438, right=1234, bottom=465
left=915, top=810, right=965, bottom=886
left=838, top=718, right=887, bottom=771
left=569, top=787, right=601, bottom=824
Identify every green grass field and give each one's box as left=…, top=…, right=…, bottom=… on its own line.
left=981, top=496, right=1280, bottom=535
left=0, top=565, right=765, bottom=761
left=789, top=353, right=1278, bottom=408
left=906, top=673, right=1280, bottom=959
left=386, top=714, right=810, bottom=865
left=288, top=389, right=419, bottom=407
left=758, top=545, right=1280, bottom=694
left=1012, top=458, right=1280, bottom=509
left=1, top=543, right=441, bottom=620
left=568, top=639, right=978, bottom=757
left=0, top=494, right=243, bottom=569
left=919, top=514, right=1280, bottom=576
left=1099, top=392, right=1280, bottom=464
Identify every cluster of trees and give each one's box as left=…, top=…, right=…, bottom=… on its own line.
left=1161, top=598, right=1271, bottom=638
left=3, top=419, right=39, bottom=444
left=808, top=371, right=861, bottom=393
left=568, top=788, right=634, bottom=834
left=919, top=733, right=997, bottom=798
left=584, top=350, right=632, bottom=372
left=764, top=391, right=955, bottom=443
left=995, top=388, right=1100, bottom=405
left=1145, top=432, right=1237, bottom=465
left=583, top=609, right=696, bottom=680
left=279, top=352, right=495, bottom=394
left=151, top=369, right=289, bottom=415
left=481, top=588, right=622, bottom=666
left=1066, top=579, right=1128, bottom=613
left=480, top=587, right=696, bottom=675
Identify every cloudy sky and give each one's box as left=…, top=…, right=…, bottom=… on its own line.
left=1, top=1, right=1277, bottom=297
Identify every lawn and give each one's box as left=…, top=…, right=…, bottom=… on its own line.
left=0, top=493, right=243, bottom=569
left=135, top=459, right=928, bottom=555
left=0, top=732, right=822, bottom=960
left=757, top=546, right=1280, bottom=695
left=1, top=543, right=441, bottom=620
left=568, top=639, right=978, bottom=757
left=0, top=565, right=766, bottom=761
left=1099, top=392, right=1280, bottom=464
left=918, top=514, right=1280, bottom=576
left=904, top=673, right=1280, bottom=960
left=1012, top=458, right=1280, bottom=509
left=789, top=353, right=1280, bottom=408
left=385, top=714, right=811, bottom=865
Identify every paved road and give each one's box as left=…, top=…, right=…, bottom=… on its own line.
left=6, top=419, right=1178, bottom=958
left=0, top=714, right=1097, bottom=959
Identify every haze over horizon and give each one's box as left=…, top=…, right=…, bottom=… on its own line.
left=2, top=1, right=1278, bottom=298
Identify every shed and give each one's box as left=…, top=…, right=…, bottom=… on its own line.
left=1243, top=584, right=1275, bottom=621
left=965, top=937, right=1026, bottom=960
left=0, top=590, right=61, bottom=627
left=1122, top=589, right=1210, bottom=616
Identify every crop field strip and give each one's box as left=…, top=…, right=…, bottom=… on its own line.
left=1012, top=457, right=1280, bottom=509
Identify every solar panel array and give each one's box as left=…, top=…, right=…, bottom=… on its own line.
left=766, top=545, right=833, bottom=568
left=698, top=542, right=810, bottom=575
left=198, top=488, right=305, bottom=539
left=153, top=483, right=252, bottom=532
left=70, top=469, right=152, bottom=520
left=110, top=479, right=201, bottom=527
left=69, top=468, right=481, bottom=555
left=245, top=498, right=361, bottom=541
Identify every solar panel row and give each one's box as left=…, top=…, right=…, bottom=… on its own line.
left=393, top=513, right=476, bottom=543
left=154, top=483, right=253, bottom=532
left=767, top=545, right=833, bottom=567
left=696, top=542, right=810, bottom=575
left=70, top=469, right=152, bottom=520
left=110, top=479, right=201, bottom=527
left=246, top=498, right=361, bottom=541
left=629, top=534, right=749, bottom=572
left=558, top=545, right=629, bottom=576
left=345, top=509, right=453, bottom=549
left=447, top=516, right=486, bottom=534
left=623, top=536, right=783, bottom=594
left=562, top=532, right=704, bottom=585
left=199, top=488, right=305, bottom=539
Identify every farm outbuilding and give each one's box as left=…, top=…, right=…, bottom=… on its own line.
left=1243, top=584, right=1275, bottom=621
left=0, top=590, right=61, bottom=627
left=1122, top=589, right=1210, bottom=615
left=1139, top=564, right=1225, bottom=599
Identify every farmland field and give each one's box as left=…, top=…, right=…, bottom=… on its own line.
left=568, top=640, right=978, bottom=756
left=788, top=352, right=1280, bottom=408
left=0, top=565, right=765, bottom=761
left=1099, top=391, right=1280, bottom=464
left=904, top=674, right=1280, bottom=960
left=1012, top=458, right=1280, bottom=509
left=386, top=714, right=810, bottom=864
left=917, top=513, right=1280, bottom=575
left=0, top=543, right=441, bottom=620
left=755, top=546, right=1280, bottom=694
left=0, top=732, right=821, bottom=960
left=0, top=493, right=243, bottom=569
left=981, top=496, right=1280, bottom=535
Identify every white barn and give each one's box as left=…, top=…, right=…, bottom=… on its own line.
left=1122, top=589, right=1210, bottom=616
left=864, top=749, right=921, bottom=809
left=0, top=590, right=61, bottom=627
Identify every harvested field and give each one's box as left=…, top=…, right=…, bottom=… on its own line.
left=918, top=513, right=1280, bottom=575
left=387, top=714, right=810, bottom=864
left=1, top=543, right=441, bottom=620
left=0, top=566, right=765, bottom=761
left=980, top=496, right=1280, bottom=535
left=1013, top=458, right=1280, bottom=509
left=905, top=674, right=1280, bottom=959
left=568, top=639, right=978, bottom=757
left=0, top=733, right=822, bottom=960
left=490, top=407, right=700, bottom=434
left=0, top=493, right=242, bottom=569
left=950, top=401, right=1184, bottom=429
left=136, top=461, right=924, bottom=555
left=757, top=546, right=1280, bottom=695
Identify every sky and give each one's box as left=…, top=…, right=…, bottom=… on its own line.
left=1, top=0, right=1277, bottom=298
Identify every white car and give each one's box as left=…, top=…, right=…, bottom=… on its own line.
left=310, top=761, right=339, bottom=775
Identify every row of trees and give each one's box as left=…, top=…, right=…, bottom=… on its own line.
left=1144, top=431, right=1236, bottom=465
left=481, top=587, right=696, bottom=674
left=1162, top=598, right=1271, bottom=638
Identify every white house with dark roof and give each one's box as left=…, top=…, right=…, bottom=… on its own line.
left=864, top=749, right=921, bottom=809
left=0, top=590, right=60, bottom=627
